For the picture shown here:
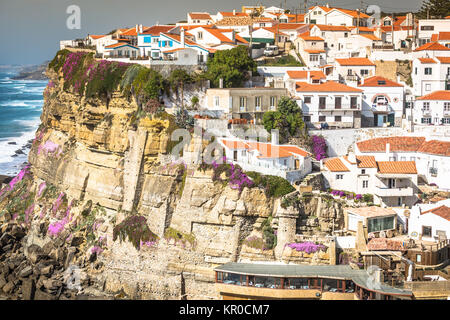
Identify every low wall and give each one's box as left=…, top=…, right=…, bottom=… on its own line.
left=370, top=51, right=412, bottom=61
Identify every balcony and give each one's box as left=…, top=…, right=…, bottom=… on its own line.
left=375, top=186, right=413, bottom=197
left=421, top=108, right=431, bottom=115
left=372, top=103, right=392, bottom=113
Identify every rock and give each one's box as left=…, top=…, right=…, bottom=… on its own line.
left=40, top=265, right=53, bottom=277
left=43, top=279, right=62, bottom=291
left=0, top=233, right=12, bottom=245
left=8, top=142, right=17, bottom=145
left=64, top=247, right=77, bottom=268
left=2, top=244, right=12, bottom=252
left=22, top=279, right=36, bottom=300
left=34, top=289, right=56, bottom=300
left=2, top=281, right=14, bottom=294
left=19, top=266, right=33, bottom=278
left=10, top=226, right=25, bottom=239
left=70, top=237, right=84, bottom=247
left=0, top=276, right=6, bottom=290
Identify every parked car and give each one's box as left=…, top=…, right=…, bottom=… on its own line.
left=264, top=45, right=279, bottom=56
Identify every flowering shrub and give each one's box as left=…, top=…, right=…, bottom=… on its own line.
left=286, top=241, right=327, bottom=253
left=8, top=164, right=30, bottom=191
left=164, top=227, right=196, bottom=248
left=311, top=135, right=327, bottom=160
left=113, top=215, right=159, bottom=250
left=243, top=236, right=265, bottom=250
left=37, top=140, right=62, bottom=157
left=37, top=182, right=47, bottom=197
left=199, top=158, right=253, bottom=192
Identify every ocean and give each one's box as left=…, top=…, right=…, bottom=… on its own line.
left=0, top=67, right=47, bottom=176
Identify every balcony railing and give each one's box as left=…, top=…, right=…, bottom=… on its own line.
left=318, top=103, right=360, bottom=111
left=376, top=186, right=413, bottom=197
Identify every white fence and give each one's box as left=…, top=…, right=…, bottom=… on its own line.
left=335, top=236, right=356, bottom=249
left=369, top=50, right=412, bottom=61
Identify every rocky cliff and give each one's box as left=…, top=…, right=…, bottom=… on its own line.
left=0, top=52, right=347, bottom=300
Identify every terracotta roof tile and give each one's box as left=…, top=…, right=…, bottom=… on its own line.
left=376, top=161, right=417, bottom=174
left=298, top=31, right=324, bottom=41
left=418, top=57, right=437, bottom=64
left=287, top=70, right=326, bottom=79
left=323, top=158, right=350, bottom=172
left=359, top=34, right=382, bottom=41
left=296, top=81, right=362, bottom=92
left=277, top=23, right=305, bottom=30
left=368, top=238, right=407, bottom=251
left=89, top=35, right=107, bottom=40
left=356, top=155, right=377, bottom=168
left=436, top=56, right=450, bottom=64
left=414, top=42, right=450, bottom=52
left=359, top=76, right=403, bottom=87
left=417, top=90, right=450, bottom=101
left=314, top=24, right=351, bottom=32
left=421, top=205, right=450, bottom=221
left=417, top=140, right=450, bottom=156
left=335, top=57, right=375, bottom=66
left=141, top=25, right=175, bottom=36
left=356, top=136, right=426, bottom=153
left=433, top=32, right=450, bottom=41
left=220, top=139, right=310, bottom=159
left=304, top=49, right=325, bottom=53
left=219, top=11, right=249, bottom=17
left=189, top=13, right=212, bottom=20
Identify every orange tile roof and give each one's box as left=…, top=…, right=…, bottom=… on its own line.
left=219, top=11, right=249, bottom=17
left=189, top=13, right=212, bottom=20
left=347, top=206, right=396, bottom=218
left=162, top=48, right=187, bottom=54
left=380, top=25, right=414, bottom=32
left=414, top=42, right=450, bottom=52
left=417, top=90, right=450, bottom=101
left=105, top=42, right=137, bottom=49
left=433, top=32, right=450, bottom=41
left=221, top=139, right=249, bottom=149
left=418, top=57, right=437, bottom=64
left=359, top=76, right=403, bottom=87
left=436, top=56, right=450, bottom=64
left=357, top=137, right=426, bottom=153
left=359, top=34, right=382, bottom=41
left=299, top=31, right=324, bottom=41
left=323, top=158, right=350, bottom=172
left=333, top=8, right=369, bottom=19
left=335, top=57, right=375, bottom=66
left=446, top=16, right=450, bottom=19
left=421, top=205, right=450, bottom=221
left=309, top=5, right=333, bottom=13
left=141, top=25, right=175, bottom=36
left=314, top=24, right=351, bottom=32
left=220, top=139, right=309, bottom=159
left=417, top=140, right=450, bottom=156
left=287, top=14, right=305, bottom=23
left=356, top=155, right=377, bottom=168
left=296, top=81, right=362, bottom=93
left=376, top=161, right=417, bottom=174
left=287, top=70, right=326, bottom=79
left=161, top=33, right=207, bottom=49
left=304, top=49, right=325, bottom=53
left=89, top=35, right=107, bottom=40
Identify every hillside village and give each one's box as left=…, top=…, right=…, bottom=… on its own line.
left=1, top=3, right=449, bottom=301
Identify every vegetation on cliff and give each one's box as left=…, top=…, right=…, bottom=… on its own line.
left=112, top=215, right=159, bottom=250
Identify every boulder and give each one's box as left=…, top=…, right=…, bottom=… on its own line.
left=34, top=289, right=56, bottom=300
left=22, top=279, right=36, bottom=300
left=2, top=281, right=14, bottom=294
left=19, top=266, right=33, bottom=278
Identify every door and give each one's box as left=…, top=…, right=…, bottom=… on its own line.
left=233, top=150, right=238, bottom=161
left=295, top=159, right=300, bottom=170
left=319, top=97, right=326, bottom=109
left=388, top=178, right=395, bottom=188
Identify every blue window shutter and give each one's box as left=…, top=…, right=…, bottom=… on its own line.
left=158, top=41, right=161, bottom=47
left=169, top=41, right=173, bottom=47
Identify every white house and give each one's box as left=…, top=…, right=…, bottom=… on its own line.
left=277, top=23, right=308, bottom=42
left=87, top=35, right=118, bottom=56
left=187, top=12, right=213, bottom=25
left=417, top=19, right=450, bottom=46
left=412, top=56, right=450, bottom=96
left=305, top=5, right=369, bottom=26
left=104, top=42, right=139, bottom=58
left=285, top=70, right=326, bottom=94
left=408, top=199, right=450, bottom=242
left=219, top=138, right=312, bottom=183
left=294, top=31, right=326, bottom=67
left=334, top=57, right=376, bottom=86
left=358, top=76, right=405, bottom=127
left=295, top=81, right=363, bottom=128
left=336, top=34, right=383, bottom=61
left=213, top=11, right=249, bottom=22
left=412, top=41, right=450, bottom=60
left=309, top=25, right=351, bottom=62
left=355, top=136, right=450, bottom=191
left=321, top=153, right=419, bottom=208
left=186, top=26, right=248, bottom=49
left=431, top=32, right=450, bottom=48
left=159, top=29, right=211, bottom=63
left=136, top=25, right=175, bottom=59
left=345, top=207, right=398, bottom=234
left=414, top=90, right=450, bottom=126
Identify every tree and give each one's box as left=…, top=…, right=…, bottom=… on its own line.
left=262, top=97, right=305, bottom=143
left=417, top=0, right=450, bottom=19
left=206, top=46, right=257, bottom=88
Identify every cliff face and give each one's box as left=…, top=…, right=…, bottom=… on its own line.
left=0, top=61, right=347, bottom=300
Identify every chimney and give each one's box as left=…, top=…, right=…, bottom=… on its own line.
left=139, top=24, right=143, bottom=34
left=386, top=142, right=390, bottom=156
left=219, top=78, right=224, bottom=88
left=307, top=71, right=311, bottom=83
left=135, top=24, right=138, bottom=32
left=326, top=3, right=330, bottom=8
left=348, top=151, right=356, bottom=163
left=233, top=9, right=236, bottom=16
left=231, top=30, right=236, bottom=44
left=361, top=77, right=364, bottom=85
left=181, top=27, right=185, bottom=47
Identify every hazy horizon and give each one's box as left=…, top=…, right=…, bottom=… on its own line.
left=1, top=0, right=424, bottom=65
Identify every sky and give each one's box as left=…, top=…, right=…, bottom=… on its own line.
left=0, top=0, right=424, bottom=65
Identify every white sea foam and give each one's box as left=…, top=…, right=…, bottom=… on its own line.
left=0, top=121, right=39, bottom=165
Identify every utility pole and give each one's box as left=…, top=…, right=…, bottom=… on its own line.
left=392, top=12, right=395, bottom=49
left=304, top=0, right=307, bottom=14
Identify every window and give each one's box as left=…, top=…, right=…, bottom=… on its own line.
left=255, top=96, right=262, bottom=111
left=214, top=96, right=220, bottom=107
left=368, top=216, right=394, bottom=232
left=361, top=69, right=369, bottom=76
left=304, top=96, right=311, bottom=104
left=335, top=97, right=342, bottom=109
left=344, top=32, right=348, bottom=38
left=444, top=102, right=450, bottom=111
left=198, top=32, right=203, bottom=40
left=423, top=102, right=430, bottom=110
left=351, top=97, right=358, bottom=109
left=363, top=180, right=368, bottom=188
left=336, top=174, right=343, bottom=180
left=424, top=67, right=432, bottom=75
left=422, top=226, right=432, bottom=238
left=319, top=115, right=326, bottom=122
left=310, top=55, right=319, bottom=62
left=416, top=254, right=422, bottom=263
left=400, top=156, right=406, bottom=161
left=415, top=67, right=417, bottom=75
left=361, top=169, right=366, bottom=174
left=270, top=96, right=276, bottom=110
left=347, top=69, right=353, bottom=76
left=239, top=97, right=246, bottom=111
left=319, top=97, right=326, bottom=109
left=443, top=118, right=450, bottom=124
left=334, top=115, right=342, bottom=122
left=420, top=26, right=434, bottom=30
left=422, top=117, right=431, bottom=124
left=143, top=36, right=151, bottom=43
left=410, top=156, right=416, bottom=161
